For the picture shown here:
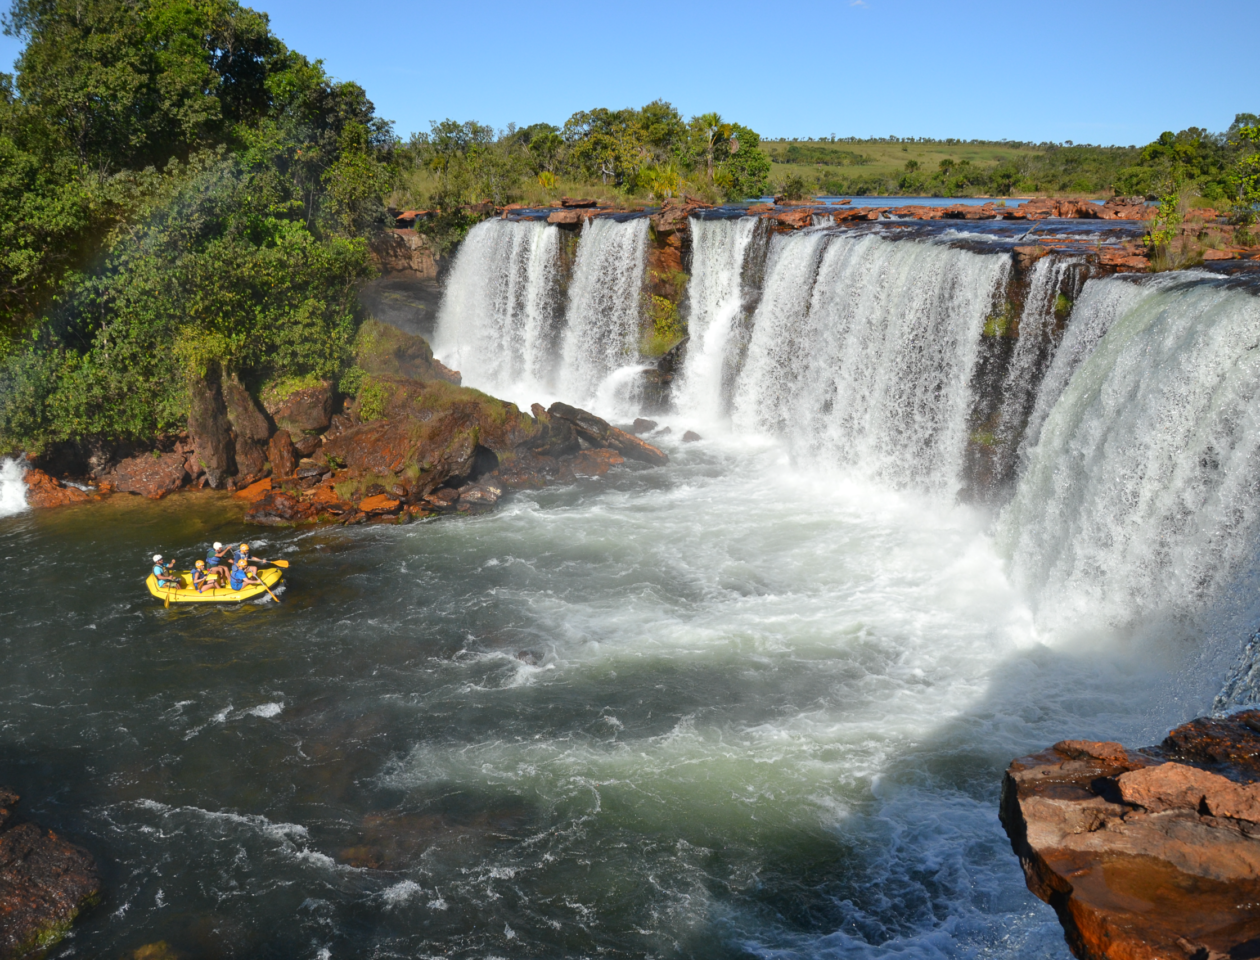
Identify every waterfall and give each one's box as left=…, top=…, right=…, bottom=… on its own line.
left=0, top=458, right=28, bottom=518
left=433, top=219, right=560, bottom=397
left=1016, top=272, right=1190, bottom=467
left=674, top=216, right=758, bottom=422
left=558, top=217, right=650, bottom=403
left=731, top=231, right=1010, bottom=493
left=1000, top=274, right=1260, bottom=629
left=976, top=255, right=1081, bottom=489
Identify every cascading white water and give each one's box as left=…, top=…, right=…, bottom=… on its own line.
left=433, top=219, right=560, bottom=397
left=731, top=231, right=1009, bottom=493
left=0, top=458, right=27, bottom=517
left=992, top=256, right=1077, bottom=455
left=673, top=216, right=758, bottom=422
left=1000, top=274, right=1260, bottom=630
left=558, top=217, right=650, bottom=403
left=1016, top=271, right=1191, bottom=467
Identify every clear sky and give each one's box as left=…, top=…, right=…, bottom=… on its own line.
left=2, top=0, right=1257, bottom=146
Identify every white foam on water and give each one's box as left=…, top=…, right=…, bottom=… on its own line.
left=0, top=458, right=29, bottom=518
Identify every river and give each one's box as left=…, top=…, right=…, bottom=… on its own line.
left=2, top=217, right=1258, bottom=958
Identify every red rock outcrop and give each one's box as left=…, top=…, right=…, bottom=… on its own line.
left=0, top=787, right=100, bottom=960
left=244, top=490, right=317, bottom=525
left=109, top=451, right=189, bottom=499
left=263, top=381, right=334, bottom=437
left=1001, top=711, right=1260, bottom=960
left=21, top=468, right=97, bottom=508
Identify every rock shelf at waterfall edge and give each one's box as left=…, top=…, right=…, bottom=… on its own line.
left=1001, top=713, right=1260, bottom=960
left=14, top=319, right=669, bottom=525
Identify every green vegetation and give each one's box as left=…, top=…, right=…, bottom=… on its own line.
left=760, top=123, right=1260, bottom=207
left=0, top=0, right=394, bottom=453
left=396, top=103, right=773, bottom=250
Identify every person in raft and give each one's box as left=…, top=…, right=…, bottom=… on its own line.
left=230, top=558, right=263, bottom=592
left=152, top=554, right=181, bottom=589
left=205, top=542, right=232, bottom=585
left=191, top=559, right=216, bottom=594
left=233, top=542, right=270, bottom=577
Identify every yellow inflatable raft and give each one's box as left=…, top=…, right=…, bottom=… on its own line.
left=145, top=566, right=283, bottom=603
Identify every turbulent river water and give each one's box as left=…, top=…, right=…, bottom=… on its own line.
left=4, top=217, right=1260, bottom=959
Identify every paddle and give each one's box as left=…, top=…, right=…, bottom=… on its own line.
left=251, top=575, right=281, bottom=604
left=256, top=558, right=289, bottom=568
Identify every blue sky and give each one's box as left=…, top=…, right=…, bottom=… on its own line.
left=2, top=0, right=1257, bottom=145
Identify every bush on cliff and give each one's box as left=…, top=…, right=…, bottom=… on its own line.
left=0, top=0, right=395, bottom=454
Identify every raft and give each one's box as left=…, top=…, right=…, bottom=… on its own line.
left=145, top=566, right=283, bottom=603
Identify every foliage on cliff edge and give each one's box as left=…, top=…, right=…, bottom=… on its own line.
left=0, top=0, right=395, bottom=453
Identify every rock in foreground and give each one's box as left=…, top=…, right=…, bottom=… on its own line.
left=0, top=788, right=99, bottom=960
left=1001, top=712, right=1260, bottom=960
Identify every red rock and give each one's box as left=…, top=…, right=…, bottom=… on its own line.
left=547, top=209, right=598, bottom=225
left=232, top=477, right=272, bottom=501
left=268, top=430, right=296, bottom=479
left=21, top=468, right=96, bottom=509
left=458, top=480, right=503, bottom=504
left=559, top=197, right=598, bottom=208
left=110, top=451, right=188, bottom=499
left=264, top=381, right=334, bottom=435
left=568, top=449, right=624, bottom=477
left=0, top=786, right=100, bottom=959
left=244, top=491, right=316, bottom=525
left=357, top=494, right=400, bottom=514
left=1204, top=249, right=1237, bottom=260
left=1001, top=711, right=1260, bottom=960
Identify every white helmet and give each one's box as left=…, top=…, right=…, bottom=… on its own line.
left=153, top=554, right=162, bottom=562
left=213, top=542, right=223, bottom=550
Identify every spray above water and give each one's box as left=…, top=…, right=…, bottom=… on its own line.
left=0, top=458, right=28, bottom=518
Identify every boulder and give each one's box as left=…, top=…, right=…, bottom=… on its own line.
left=357, top=494, right=400, bottom=514
left=1000, top=711, right=1260, bottom=960
left=0, top=787, right=100, bottom=960
left=268, top=430, right=296, bottom=480
left=569, top=449, right=625, bottom=477
left=22, top=468, right=96, bottom=509
left=187, top=370, right=233, bottom=488
left=232, top=438, right=267, bottom=486
left=458, top=480, right=503, bottom=505
left=244, top=491, right=317, bottom=525
left=263, top=381, right=334, bottom=436
left=110, top=452, right=188, bottom=499
left=354, top=319, right=461, bottom=385
left=682, top=430, right=701, bottom=442
left=630, top=418, right=658, bottom=435
left=547, top=402, right=669, bottom=467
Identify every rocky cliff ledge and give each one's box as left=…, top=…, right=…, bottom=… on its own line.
left=1001, top=712, right=1260, bottom=960
left=0, top=788, right=99, bottom=960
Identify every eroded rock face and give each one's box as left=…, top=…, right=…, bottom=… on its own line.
left=547, top=402, right=669, bottom=467
left=1001, top=712, right=1260, bottom=960
left=0, top=788, right=100, bottom=960
left=187, top=371, right=233, bottom=488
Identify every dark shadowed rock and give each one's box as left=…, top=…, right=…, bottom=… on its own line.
left=232, top=439, right=267, bottom=486
left=110, top=451, right=188, bottom=499
left=569, top=449, right=625, bottom=477
left=268, top=430, right=296, bottom=480
left=0, top=787, right=100, bottom=960
left=187, top=370, right=233, bottom=488
left=222, top=375, right=271, bottom=442
left=1000, top=710, right=1260, bottom=960
left=630, top=418, right=658, bottom=435
left=547, top=402, right=668, bottom=467
left=682, top=430, right=701, bottom=443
